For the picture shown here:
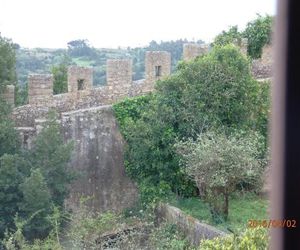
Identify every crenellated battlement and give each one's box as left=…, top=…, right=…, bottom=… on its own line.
left=23, top=51, right=172, bottom=107
left=28, top=74, right=53, bottom=105
left=11, top=51, right=172, bottom=127
left=9, top=43, right=272, bottom=130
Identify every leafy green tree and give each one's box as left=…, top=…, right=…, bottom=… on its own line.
left=19, top=169, right=53, bottom=240
left=114, top=45, right=267, bottom=201
left=243, top=14, right=273, bottom=59
left=0, top=35, right=20, bottom=155
left=0, top=109, right=74, bottom=242
left=213, top=26, right=242, bottom=47
left=175, top=131, right=264, bottom=220
left=51, top=63, right=68, bottom=94
left=155, top=44, right=260, bottom=135
left=15, top=81, right=28, bottom=106
left=0, top=154, right=30, bottom=238
left=0, top=34, right=17, bottom=90
left=0, top=99, right=20, bottom=156
left=67, top=39, right=98, bottom=59
left=29, top=112, right=75, bottom=207
left=213, top=15, right=273, bottom=59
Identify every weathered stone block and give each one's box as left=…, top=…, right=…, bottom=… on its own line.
left=28, top=74, right=53, bottom=105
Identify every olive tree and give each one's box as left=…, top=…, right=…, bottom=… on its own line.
left=175, top=130, right=265, bottom=220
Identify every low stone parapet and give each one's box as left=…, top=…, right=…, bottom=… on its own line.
left=155, top=203, right=227, bottom=246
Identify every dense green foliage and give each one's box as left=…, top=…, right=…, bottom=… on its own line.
left=0, top=112, right=74, bottom=243
left=28, top=112, right=75, bottom=207
left=67, top=39, right=98, bottom=59
left=0, top=34, right=75, bottom=244
left=52, top=64, right=67, bottom=94
left=15, top=82, right=28, bottom=106
left=213, top=14, right=273, bottom=59
left=199, top=226, right=269, bottom=249
left=213, top=26, right=242, bottom=47
left=114, top=45, right=269, bottom=204
left=19, top=169, right=53, bottom=240
left=0, top=100, right=20, bottom=156
left=0, top=33, right=27, bottom=106
left=243, top=14, right=273, bottom=59
left=0, top=154, right=29, bottom=238
left=0, top=34, right=17, bottom=90
left=51, top=58, right=69, bottom=94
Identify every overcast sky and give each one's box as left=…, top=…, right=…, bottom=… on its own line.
left=0, top=0, right=276, bottom=49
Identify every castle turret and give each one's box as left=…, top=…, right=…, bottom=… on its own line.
left=145, top=51, right=171, bottom=89
left=28, top=74, right=53, bottom=105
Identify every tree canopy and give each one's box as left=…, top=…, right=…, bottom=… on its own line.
left=0, top=112, right=74, bottom=241
left=213, top=14, right=273, bottom=59
left=113, top=44, right=269, bottom=202
left=0, top=34, right=17, bottom=90
left=175, top=131, right=264, bottom=220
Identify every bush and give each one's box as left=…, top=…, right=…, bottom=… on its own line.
left=243, top=14, right=273, bottom=59
left=0, top=111, right=75, bottom=242
left=199, top=226, right=269, bottom=249
left=28, top=111, right=75, bottom=207
left=149, top=223, right=191, bottom=250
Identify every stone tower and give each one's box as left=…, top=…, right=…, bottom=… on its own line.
left=67, top=66, right=93, bottom=93
left=28, top=74, right=53, bottom=105
left=145, top=51, right=171, bottom=88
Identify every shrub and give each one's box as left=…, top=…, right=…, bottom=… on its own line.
left=199, top=226, right=269, bottom=249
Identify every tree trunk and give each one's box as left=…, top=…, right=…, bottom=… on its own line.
left=223, top=191, right=229, bottom=220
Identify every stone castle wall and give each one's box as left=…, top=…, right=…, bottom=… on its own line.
left=13, top=51, right=171, bottom=127
left=62, top=105, right=139, bottom=213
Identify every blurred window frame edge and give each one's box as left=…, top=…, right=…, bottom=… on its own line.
left=270, top=0, right=300, bottom=249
